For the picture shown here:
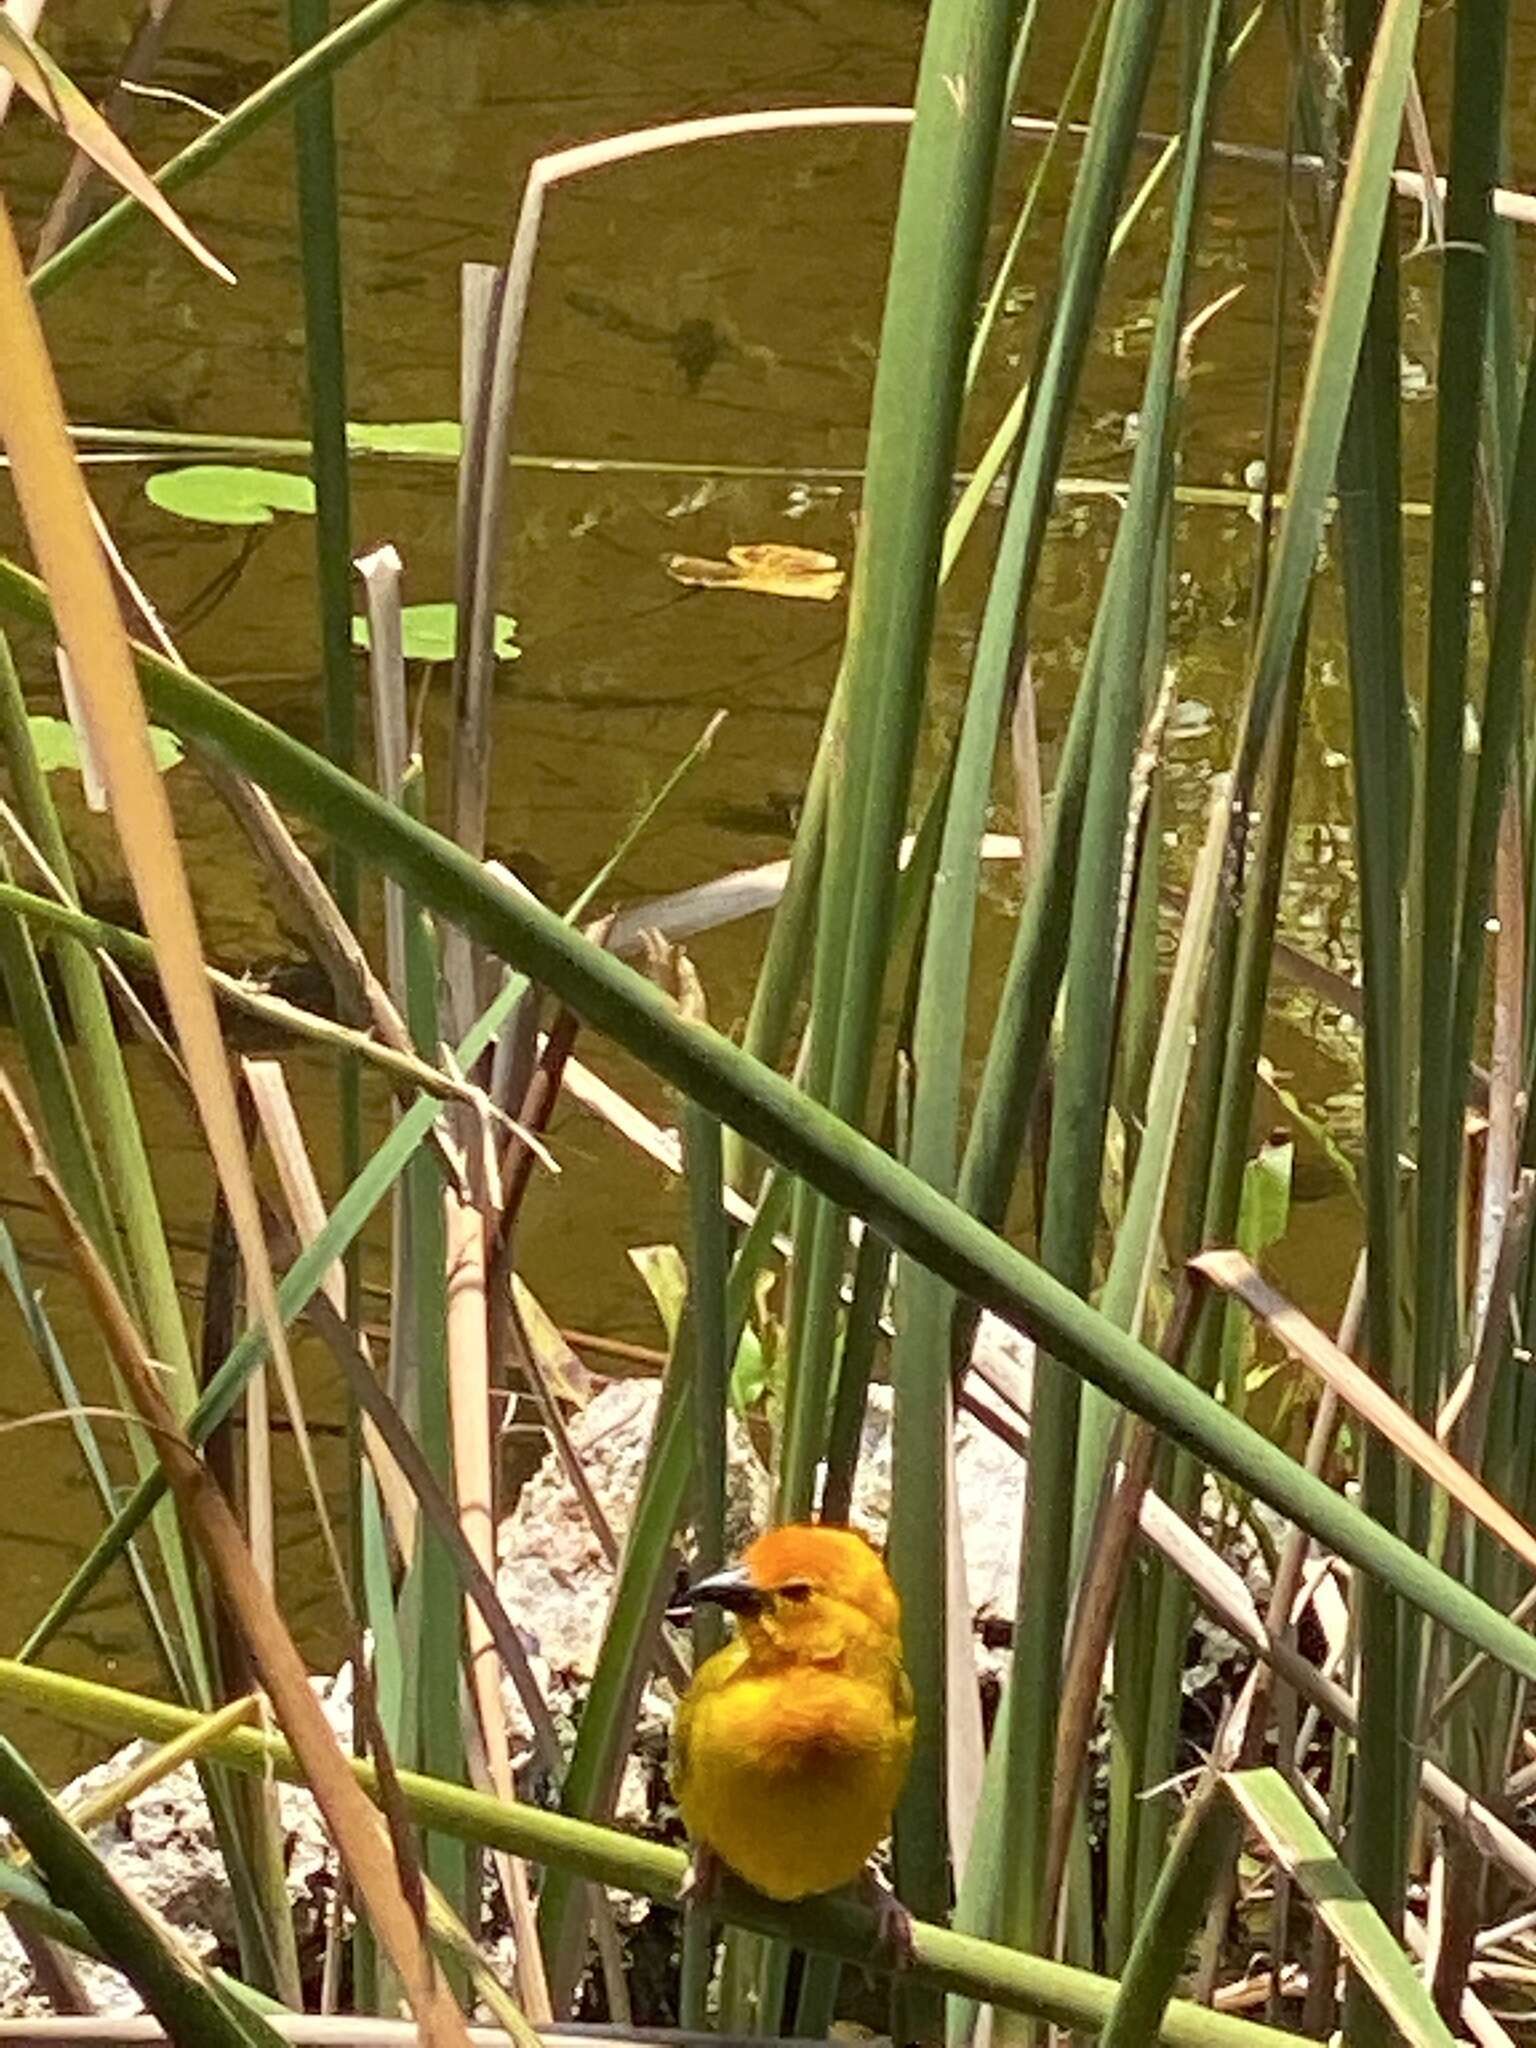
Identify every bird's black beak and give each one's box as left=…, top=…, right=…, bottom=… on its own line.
left=666, top=1563, right=763, bottom=1625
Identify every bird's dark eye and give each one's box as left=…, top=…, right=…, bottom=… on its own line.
left=780, top=1580, right=813, bottom=1602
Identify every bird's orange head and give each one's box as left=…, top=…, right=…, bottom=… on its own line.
left=671, top=1522, right=901, bottom=1654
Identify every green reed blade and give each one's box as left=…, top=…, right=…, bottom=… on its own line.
left=397, top=768, right=471, bottom=1955
left=965, top=0, right=1108, bottom=392
left=0, top=630, right=214, bottom=1712
left=776, top=0, right=1019, bottom=1522
left=1410, top=0, right=1509, bottom=1458
left=1233, top=1769, right=1457, bottom=2047
left=1231, top=0, right=1423, bottom=795
left=686, top=1107, right=731, bottom=1649
left=0, top=1219, right=177, bottom=1684
left=1332, top=14, right=1414, bottom=2009
left=680, top=1106, right=730, bottom=2031
left=1450, top=140, right=1536, bottom=1209
left=1098, top=1778, right=1242, bottom=2048
left=1410, top=12, right=1519, bottom=2037
left=285, top=0, right=366, bottom=1607
left=0, top=634, right=198, bottom=1409
left=999, top=5, right=1221, bottom=1982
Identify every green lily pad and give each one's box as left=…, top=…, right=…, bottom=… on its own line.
left=350, top=603, right=519, bottom=663
left=29, top=714, right=182, bottom=775
left=146, top=465, right=317, bottom=526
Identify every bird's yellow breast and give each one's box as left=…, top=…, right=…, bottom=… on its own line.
left=672, top=1635, right=914, bottom=1902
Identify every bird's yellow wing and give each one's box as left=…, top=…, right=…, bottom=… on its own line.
left=670, top=1635, right=751, bottom=1803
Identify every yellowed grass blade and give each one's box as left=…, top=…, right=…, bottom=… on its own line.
left=64, top=1696, right=261, bottom=1836
left=0, top=1062, right=470, bottom=2048
left=1192, top=1248, right=1536, bottom=1577
left=0, top=0, right=46, bottom=129
left=0, top=18, right=231, bottom=282
left=447, top=1175, right=553, bottom=2023
left=561, top=1049, right=757, bottom=1225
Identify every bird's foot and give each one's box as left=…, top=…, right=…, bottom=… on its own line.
left=678, top=1842, right=724, bottom=1909
left=858, top=1865, right=915, bottom=1972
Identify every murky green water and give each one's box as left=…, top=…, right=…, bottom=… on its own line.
left=0, top=0, right=1497, bottom=1769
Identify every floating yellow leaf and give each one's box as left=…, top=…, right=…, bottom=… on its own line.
left=666, top=542, right=845, bottom=601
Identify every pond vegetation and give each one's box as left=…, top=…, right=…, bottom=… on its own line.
left=2, top=0, right=1536, bottom=2043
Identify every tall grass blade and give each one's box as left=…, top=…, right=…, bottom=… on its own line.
left=1233, top=0, right=1424, bottom=786
left=965, top=0, right=1103, bottom=392
left=993, top=6, right=1221, bottom=1981
left=536, top=1188, right=788, bottom=2007
left=0, top=1220, right=174, bottom=1677
left=0, top=632, right=192, bottom=1393
left=1331, top=0, right=1414, bottom=1988
left=680, top=1105, right=729, bottom=2031
left=1097, top=1777, right=1242, bottom=2048
left=397, top=768, right=472, bottom=1956
left=285, top=0, right=364, bottom=1411
left=776, top=0, right=1019, bottom=1520
left=0, top=833, right=117, bottom=1264
left=308, top=254, right=397, bottom=2046
left=1410, top=0, right=1509, bottom=1452
left=1451, top=215, right=1536, bottom=1195
left=1038, top=778, right=1231, bottom=1953
left=0, top=624, right=214, bottom=1678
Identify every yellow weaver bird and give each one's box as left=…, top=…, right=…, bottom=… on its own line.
left=668, top=1523, right=915, bottom=1944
